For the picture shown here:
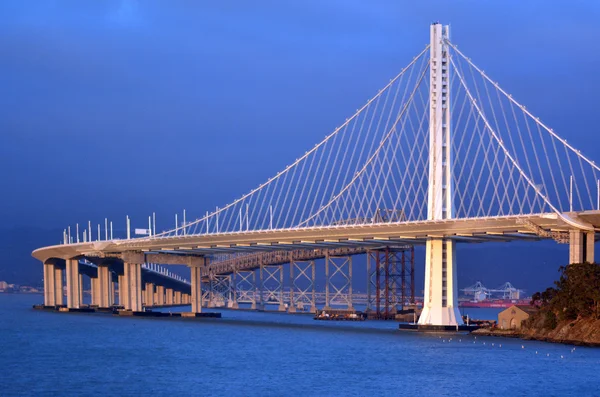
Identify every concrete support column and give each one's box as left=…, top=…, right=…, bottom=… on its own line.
left=97, top=266, right=112, bottom=308
left=156, top=285, right=165, bottom=306
left=174, top=290, right=182, bottom=305
left=110, top=281, right=116, bottom=307
left=66, top=259, right=80, bottom=309
left=79, top=274, right=83, bottom=306
left=90, top=276, right=100, bottom=306
left=418, top=238, right=463, bottom=326
left=190, top=267, right=202, bottom=313
left=54, top=267, right=64, bottom=306
left=124, top=262, right=142, bottom=311
left=145, top=283, right=154, bottom=307
left=166, top=288, right=174, bottom=305
left=43, top=263, right=56, bottom=307
left=569, top=230, right=595, bottom=264
left=118, top=274, right=127, bottom=307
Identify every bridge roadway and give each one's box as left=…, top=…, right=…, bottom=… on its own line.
left=33, top=212, right=600, bottom=262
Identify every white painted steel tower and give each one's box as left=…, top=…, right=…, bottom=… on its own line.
left=418, top=23, right=464, bottom=326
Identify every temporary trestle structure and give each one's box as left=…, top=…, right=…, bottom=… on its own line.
left=367, top=246, right=415, bottom=319
left=260, top=264, right=285, bottom=311
left=289, top=259, right=317, bottom=313
left=324, top=253, right=353, bottom=310
left=206, top=274, right=231, bottom=308
left=234, top=270, right=257, bottom=308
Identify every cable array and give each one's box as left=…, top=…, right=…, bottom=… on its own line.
left=448, top=40, right=600, bottom=218
left=151, top=45, right=432, bottom=237
left=110, top=39, right=600, bottom=243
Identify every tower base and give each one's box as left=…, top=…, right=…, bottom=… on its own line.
left=418, top=306, right=463, bottom=326
left=399, top=323, right=479, bottom=332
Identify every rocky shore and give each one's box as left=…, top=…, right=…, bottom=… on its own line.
left=472, top=317, right=600, bottom=347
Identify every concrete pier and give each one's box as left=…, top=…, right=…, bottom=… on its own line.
left=90, top=276, right=100, bottom=306
left=569, top=230, right=595, bottom=264
left=418, top=238, right=462, bottom=326
left=43, top=263, right=56, bottom=307
left=111, top=281, right=116, bottom=306
left=97, top=266, right=113, bottom=308
left=174, top=290, right=182, bottom=305
left=54, top=267, right=64, bottom=306
left=166, top=288, right=174, bottom=305
left=145, top=283, right=154, bottom=307
left=156, top=285, right=165, bottom=306
left=190, top=266, right=202, bottom=313
left=79, top=274, right=83, bottom=306
left=118, top=274, right=127, bottom=307
left=66, top=259, right=80, bottom=309
left=124, top=262, right=142, bottom=311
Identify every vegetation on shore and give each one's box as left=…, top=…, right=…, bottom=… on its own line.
left=529, top=262, right=600, bottom=328
left=523, top=262, right=600, bottom=345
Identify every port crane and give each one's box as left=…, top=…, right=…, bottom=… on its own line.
left=461, top=281, right=525, bottom=301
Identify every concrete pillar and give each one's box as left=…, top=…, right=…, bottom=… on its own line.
left=79, top=274, right=83, bottom=306
left=586, top=232, right=595, bottom=263
left=569, top=230, right=595, bottom=264
left=124, top=262, right=142, bottom=311
left=190, top=267, right=202, bottom=313
left=66, top=259, right=80, bottom=309
left=145, top=283, right=154, bottom=307
left=166, top=288, right=174, bottom=305
left=90, top=276, right=100, bottom=306
left=54, top=267, right=64, bottom=306
left=156, top=285, right=165, bottom=306
left=418, top=238, right=463, bottom=326
left=97, top=266, right=112, bottom=308
left=174, top=290, right=182, bottom=305
left=118, top=274, right=127, bottom=307
left=43, top=263, right=56, bottom=307
left=110, top=281, right=116, bottom=307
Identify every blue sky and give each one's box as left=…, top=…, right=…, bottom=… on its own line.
left=2, top=0, right=600, bottom=233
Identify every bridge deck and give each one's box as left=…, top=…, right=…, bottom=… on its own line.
left=32, top=212, right=600, bottom=263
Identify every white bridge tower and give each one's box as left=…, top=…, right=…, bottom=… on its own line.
left=418, top=23, right=464, bottom=327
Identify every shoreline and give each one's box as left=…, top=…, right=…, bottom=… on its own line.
left=472, top=328, right=600, bottom=348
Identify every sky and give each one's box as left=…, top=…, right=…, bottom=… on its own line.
left=1, top=1, right=599, bottom=290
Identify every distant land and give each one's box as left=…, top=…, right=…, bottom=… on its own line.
left=0, top=227, right=573, bottom=294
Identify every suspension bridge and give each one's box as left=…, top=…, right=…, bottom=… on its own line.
left=33, top=23, right=600, bottom=328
